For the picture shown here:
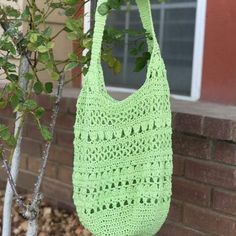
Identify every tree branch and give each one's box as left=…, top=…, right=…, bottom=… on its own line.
left=0, top=146, right=25, bottom=210
left=32, top=72, right=65, bottom=207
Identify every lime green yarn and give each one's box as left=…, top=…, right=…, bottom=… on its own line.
left=72, top=0, right=173, bottom=235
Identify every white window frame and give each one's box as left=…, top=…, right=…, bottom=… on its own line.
left=83, top=0, right=207, bottom=101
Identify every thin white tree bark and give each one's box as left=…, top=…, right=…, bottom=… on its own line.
left=2, top=55, right=29, bottom=236
left=26, top=219, right=38, bottom=236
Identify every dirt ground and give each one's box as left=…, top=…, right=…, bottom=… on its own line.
left=0, top=190, right=92, bottom=236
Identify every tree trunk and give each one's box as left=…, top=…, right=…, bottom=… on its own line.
left=2, top=55, right=29, bottom=236
left=26, top=218, right=38, bottom=236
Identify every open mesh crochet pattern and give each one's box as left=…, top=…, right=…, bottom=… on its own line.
left=72, top=0, right=173, bottom=235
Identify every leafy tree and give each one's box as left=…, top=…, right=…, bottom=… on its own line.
left=0, top=0, right=154, bottom=235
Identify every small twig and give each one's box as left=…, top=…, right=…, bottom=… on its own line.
left=0, top=146, right=25, bottom=210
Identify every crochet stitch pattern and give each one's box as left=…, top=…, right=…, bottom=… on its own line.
left=72, top=0, right=173, bottom=235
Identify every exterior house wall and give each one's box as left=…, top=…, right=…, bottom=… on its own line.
left=1, top=93, right=236, bottom=235
left=201, top=0, right=236, bottom=105
left=0, top=0, right=73, bottom=87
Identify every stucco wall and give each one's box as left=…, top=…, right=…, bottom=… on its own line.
left=201, top=0, right=236, bottom=105
left=0, top=0, right=73, bottom=87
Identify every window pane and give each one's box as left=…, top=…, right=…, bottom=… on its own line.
left=162, top=8, right=196, bottom=96
left=91, top=1, right=197, bottom=96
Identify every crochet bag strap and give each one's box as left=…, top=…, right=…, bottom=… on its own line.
left=89, top=0, right=160, bottom=88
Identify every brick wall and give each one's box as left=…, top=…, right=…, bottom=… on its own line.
left=1, top=94, right=236, bottom=235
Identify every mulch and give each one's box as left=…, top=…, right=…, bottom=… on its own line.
left=0, top=190, right=93, bottom=236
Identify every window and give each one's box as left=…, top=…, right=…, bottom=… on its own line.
left=85, top=0, right=206, bottom=100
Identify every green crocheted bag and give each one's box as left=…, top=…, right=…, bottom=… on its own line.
left=73, top=0, right=173, bottom=235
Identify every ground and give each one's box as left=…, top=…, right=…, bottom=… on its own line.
left=0, top=190, right=92, bottom=236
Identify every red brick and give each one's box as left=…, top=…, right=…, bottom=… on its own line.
left=57, top=166, right=72, bottom=185
left=24, top=123, right=44, bottom=142
left=49, top=145, right=73, bottom=166
left=41, top=110, right=53, bottom=125
left=42, top=178, right=72, bottom=203
left=231, top=121, right=236, bottom=142
left=36, top=94, right=54, bottom=110
left=0, top=117, right=15, bottom=133
left=16, top=170, right=37, bottom=191
left=28, top=158, right=57, bottom=179
left=173, top=177, right=211, bottom=207
left=56, top=130, right=74, bottom=148
left=20, top=154, right=28, bottom=170
left=168, top=200, right=183, bottom=223
left=158, top=222, right=206, bottom=236
left=56, top=113, right=75, bottom=130
left=203, top=117, right=232, bottom=140
left=68, top=98, right=76, bottom=114
left=0, top=180, right=6, bottom=189
left=213, top=189, right=236, bottom=216
left=0, top=105, right=14, bottom=118
left=184, top=204, right=236, bottom=236
left=173, top=133, right=211, bottom=159
left=174, top=113, right=203, bottom=135
left=57, top=200, right=74, bottom=212
left=22, top=138, right=42, bottom=157
left=59, top=97, right=69, bottom=113
left=214, top=141, right=236, bottom=165
left=173, top=155, right=185, bottom=176
left=0, top=166, right=8, bottom=182
left=185, top=159, right=236, bottom=190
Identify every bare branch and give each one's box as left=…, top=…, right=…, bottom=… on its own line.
left=0, top=146, right=25, bottom=208
left=31, top=72, right=65, bottom=207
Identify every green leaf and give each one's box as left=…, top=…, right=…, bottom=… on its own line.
left=35, top=14, right=43, bottom=24
left=51, top=72, right=60, bottom=81
left=46, top=41, right=54, bottom=49
left=65, top=18, right=82, bottom=31
left=22, top=6, right=30, bottom=20
left=5, top=6, right=20, bottom=17
left=38, top=52, right=50, bottom=63
left=65, top=7, right=77, bottom=16
left=68, top=52, right=78, bottom=62
left=67, top=32, right=79, bottom=40
left=40, top=126, right=52, bottom=141
left=10, top=94, right=20, bottom=111
left=63, top=0, right=79, bottom=5
left=24, top=72, right=34, bottom=80
left=44, top=82, right=53, bottom=93
left=113, top=60, right=122, bottom=74
left=6, top=135, right=16, bottom=147
left=7, top=74, right=18, bottom=82
left=50, top=2, right=64, bottom=8
left=23, top=99, right=38, bottom=110
left=129, top=48, right=138, bottom=56
left=0, top=98, right=7, bottom=109
left=64, top=62, right=79, bottom=71
left=30, top=33, right=38, bottom=43
left=134, top=57, right=147, bottom=72
left=107, top=0, right=121, bottom=9
left=35, top=107, right=45, bottom=119
left=0, top=124, right=10, bottom=141
left=37, top=45, right=49, bottom=53
left=82, top=38, right=92, bottom=49
left=42, top=27, right=52, bottom=37
left=138, top=41, right=146, bottom=52
left=143, top=52, right=151, bottom=60
left=33, top=81, right=43, bottom=94
left=107, top=56, right=116, bottom=68
left=98, top=2, right=110, bottom=16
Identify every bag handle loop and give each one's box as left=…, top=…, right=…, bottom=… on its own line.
left=89, top=0, right=159, bottom=69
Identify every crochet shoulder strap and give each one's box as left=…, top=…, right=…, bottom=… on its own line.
left=89, top=0, right=160, bottom=87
